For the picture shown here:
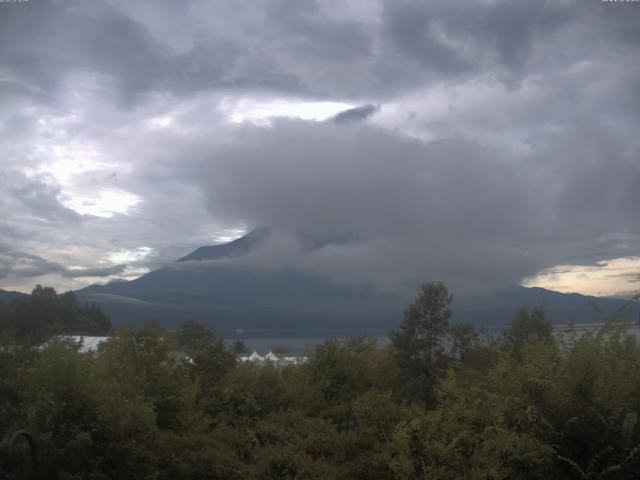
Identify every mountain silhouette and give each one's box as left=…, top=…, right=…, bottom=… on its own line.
left=77, top=229, right=405, bottom=335
left=0, top=289, right=28, bottom=304
left=75, top=230, right=640, bottom=336
left=176, top=227, right=270, bottom=262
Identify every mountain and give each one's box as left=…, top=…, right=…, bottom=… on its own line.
left=77, top=229, right=405, bottom=336
left=76, top=230, right=640, bottom=336
left=0, top=289, right=28, bottom=304
left=604, top=289, right=640, bottom=301
left=452, top=284, right=639, bottom=328
left=176, top=227, right=270, bottom=262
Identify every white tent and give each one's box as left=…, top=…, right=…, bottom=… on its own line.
left=265, top=351, right=279, bottom=362
left=76, top=336, right=110, bottom=353
left=247, top=351, right=264, bottom=362
left=238, top=351, right=307, bottom=365
left=54, top=335, right=111, bottom=354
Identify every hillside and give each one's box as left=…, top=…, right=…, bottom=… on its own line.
left=452, top=284, right=639, bottom=328
left=77, top=230, right=639, bottom=336
left=0, top=289, right=28, bottom=304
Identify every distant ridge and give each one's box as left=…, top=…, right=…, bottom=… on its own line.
left=0, top=289, right=28, bottom=303
left=603, top=289, right=640, bottom=301
left=75, top=230, right=640, bottom=336
left=452, top=284, right=639, bottom=328
left=176, top=227, right=270, bottom=262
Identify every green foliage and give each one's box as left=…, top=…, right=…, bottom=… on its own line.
left=178, top=320, right=215, bottom=350
left=504, top=307, right=553, bottom=359
left=391, top=282, right=453, bottom=371
left=390, top=281, right=453, bottom=404
left=2, top=284, right=640, bottom=478
left=0, top=285, right=111, bottom=343
left=231, top=339, right=250, bottom=355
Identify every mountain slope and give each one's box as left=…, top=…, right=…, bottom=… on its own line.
left=78, top=229, right=405, bottom=334
left=79, top=266, right=404, bottom=334
left=0, top=289, right=28, bottom=304
left=452, top=284, right=639, bottom=328
left=176, top=227, right=270, bottom=262
left=76, top=231, right=640, bottom=335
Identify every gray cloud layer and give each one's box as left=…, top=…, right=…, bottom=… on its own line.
left=3, top=0, right=637, bottom=103
left=333, top=104, right=379, bottom=124
left=194, top=120, right=639, bottom=294
left=0, top=0, right=639, bottom=294
left=0, top=250, right=125, bottom=281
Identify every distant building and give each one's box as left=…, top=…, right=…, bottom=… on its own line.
left=264, top=351, right=279, bottom=362
left=245, top=351, right=264, bottom=362
left=40, top=336, right=112, bottom=354
left=239, top=350, right=308, bottom=366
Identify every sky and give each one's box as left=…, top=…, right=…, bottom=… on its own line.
left=1, top=0, right=639, bottom=297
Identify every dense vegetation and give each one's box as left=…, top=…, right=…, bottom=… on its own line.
left=1, top=283, right=639, bottom=479
left=0, top=285, right=111, bottom=342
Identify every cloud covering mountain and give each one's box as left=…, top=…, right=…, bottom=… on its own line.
left=0, top=0, right=639, bottom=296
left=76, top=231, right=639, bottom=334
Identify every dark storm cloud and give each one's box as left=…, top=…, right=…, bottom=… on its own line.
left=0, top=0, right=322, bottom=104
left=381, top=1, right=575, bottom=70
left=0, top=250, right=126, bottom=280
left=0, top=171, right=82, bottom=253
left=61, top=264, right=127, bottom=278
left=333, top=104, right=379, bottom=124
left=1, top=0, right=640, bottom=294
left=196, top=120, right=640, bottom=294
left=377, top=1, right=640, bottom=89
left=0, top=1, right=168, bottom=106
left=2, top=172, right=82, bottom=224
left=0, top=251, right=65, bottom=279
left=5, top=0, right=633, bottom=104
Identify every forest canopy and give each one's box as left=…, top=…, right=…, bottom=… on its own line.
left=1, top=283, right=639, bottom=479
left=0, top=285, right=111, bottom=342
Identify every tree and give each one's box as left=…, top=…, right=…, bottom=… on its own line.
left=504, top=307, right=553, bottom=360
left=79, top=303, right=112, bottom=335
left=390, top=282, right=452, bottom=374
left=0, top=286, right=112, bottom=342
left=177, top=320, right=215, bottom=350
left=231, top=340, right=249, bottom=355
left=449, top=323, right=479, bottom=364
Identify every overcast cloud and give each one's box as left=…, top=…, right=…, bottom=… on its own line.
left=0, top=0, right=639, bottom=296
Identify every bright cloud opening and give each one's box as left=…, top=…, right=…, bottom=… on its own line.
left=147, top=114, right=175, bottom=129
left=220, top=97, right=353, bottom=125
left=107, top=247, right=154, bottom=264
left=63, top=189, right=141, bottom=218
left=523, top=257, right=640, bottom=297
